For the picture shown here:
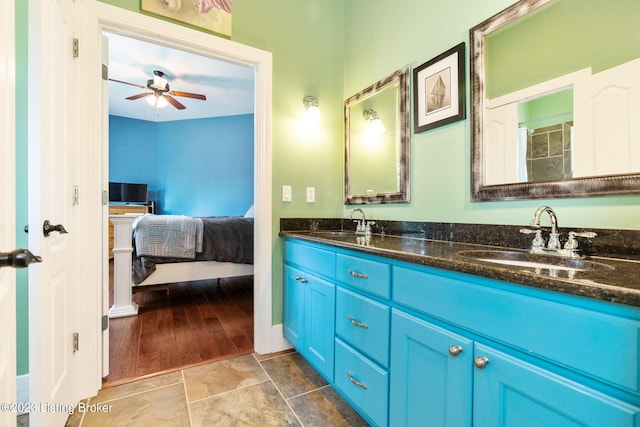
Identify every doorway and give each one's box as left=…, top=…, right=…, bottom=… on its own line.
left=94, top=2, right=278, bottom=385
left=103, top=30, right=256, bottom=384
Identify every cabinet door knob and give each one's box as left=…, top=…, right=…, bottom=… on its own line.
left=448, top=345, right=463, bottom=357
left=474, top=356, right=490, bottom=369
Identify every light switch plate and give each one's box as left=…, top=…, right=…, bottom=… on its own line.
left=306, top=187, right=315, bottom=203
left=282, top=185, right=292, bottom=202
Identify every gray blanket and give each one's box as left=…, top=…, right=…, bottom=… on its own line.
left=134, top=214, right=203, bottom=259
left=132, top=216, right=253, bottom=284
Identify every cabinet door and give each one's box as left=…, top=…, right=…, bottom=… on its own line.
left=390, top=310, right=473, bottom=427
left=283, top=265, right=305, bottom=350
left=473, top=343, right=640, bottom=426
left=305, top=274, right=335, bottom=382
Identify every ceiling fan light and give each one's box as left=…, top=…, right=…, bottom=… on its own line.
left=146, top=94, right=168, bottom=109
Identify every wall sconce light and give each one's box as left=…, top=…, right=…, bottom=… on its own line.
left=303, top=95, right=321, bottom=125
left=146, top=93, right=168, bottom=109
left=363, top=108, right=385, bottom=133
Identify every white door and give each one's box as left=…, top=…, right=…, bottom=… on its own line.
left=0, top=0, right=17, bottom=425
left=28, top=0, right=95, bottom=425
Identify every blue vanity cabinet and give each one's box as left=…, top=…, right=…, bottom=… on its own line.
left=283, top=241, right=336, bottom=382
left=282, top=236, right=640, bottom=426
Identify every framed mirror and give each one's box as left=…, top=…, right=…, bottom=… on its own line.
left=470, top=0, right=640, bottom=200
left=344, top=65, right=410, bottom=204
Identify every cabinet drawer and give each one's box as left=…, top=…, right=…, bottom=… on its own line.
left=336, top=287, right=390, bottom=368
left=393, top=265, right=640, bottom=393
left=284, top=240, right=336, bottom=280
left=335, top=339, right=389, bottom=427
left=336, top=253, right=390, bottom=298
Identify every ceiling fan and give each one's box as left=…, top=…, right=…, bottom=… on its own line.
left=109, top=70, right=207, bottom=110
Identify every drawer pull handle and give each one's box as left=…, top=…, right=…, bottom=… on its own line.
left=294, top=275, right=308, bottom=283
left=348, top=269, right=368, bottom=279
left=474, top=356, right=490, bottom=369
left=348, top=316, right=369, bottom=329
left=347, top=371, right=367, bottom=389
left=448, top=345, right=463, bottom=357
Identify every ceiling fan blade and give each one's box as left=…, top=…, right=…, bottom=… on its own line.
left=126, top=92, right=153, bottom=100
left=169, top=90, right=207, bottom=101
left=109, top=78, right=146, bottom=89
left=165, top=95, right=186, bottom=110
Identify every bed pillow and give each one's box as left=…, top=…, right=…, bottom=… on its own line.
left=244, top=205, right=255, bottom=217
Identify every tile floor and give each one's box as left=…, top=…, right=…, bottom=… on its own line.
left=60, top=350, right=369, bottom=426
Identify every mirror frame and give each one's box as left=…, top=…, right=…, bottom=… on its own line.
left=470, top=0, right=640, bottom=201
left=344, top=65, right=411, bottom=204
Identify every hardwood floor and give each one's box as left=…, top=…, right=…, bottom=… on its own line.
left=104, top=261, right=254, bottom=388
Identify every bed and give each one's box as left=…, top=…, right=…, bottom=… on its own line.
left=109, top=213, right=254, bottom=318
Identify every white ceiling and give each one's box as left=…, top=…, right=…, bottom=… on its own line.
left=106, top=32, right=254, bottom=122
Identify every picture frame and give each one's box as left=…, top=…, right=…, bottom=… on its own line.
left=141, top=0, right=233, bottom=37
left=413, top=42, right=466, bottom=133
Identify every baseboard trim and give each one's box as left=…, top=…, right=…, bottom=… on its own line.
left=257, top=323, right=292, bottom=355
left=17, top=374, right=29, bottom=414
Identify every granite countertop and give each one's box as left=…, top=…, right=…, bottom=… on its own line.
left=280, top=230, right=640, bottom=308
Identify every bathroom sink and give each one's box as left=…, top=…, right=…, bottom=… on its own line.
left=458, top=249, right=614, bottom=272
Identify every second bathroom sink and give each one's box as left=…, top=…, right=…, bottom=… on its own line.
left=458, top=249, right=614, bottom=272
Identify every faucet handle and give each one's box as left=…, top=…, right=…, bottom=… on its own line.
left=570, top=231, right=597, bottom=239
left=563, top=231, right=597, bottom=251
left=520, top=228, right=545, bottom=249
left=519, top=228, right=538, bottom=235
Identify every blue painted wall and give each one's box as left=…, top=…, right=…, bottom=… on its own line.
left=109, top=114, right=254, bottom=216
left=109, top=115, right=158, bottom=185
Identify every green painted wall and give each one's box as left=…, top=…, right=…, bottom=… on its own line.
left=15, top=0, right=29, bottom=377
left=16, top=1, right=640, bottom=372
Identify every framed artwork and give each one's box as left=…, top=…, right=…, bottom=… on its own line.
left=413, top=42, right=466, bottom=133
left=141, top=0, right=233, bottom=37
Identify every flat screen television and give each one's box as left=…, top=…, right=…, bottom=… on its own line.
left=109, top=182, right=148, bottom=204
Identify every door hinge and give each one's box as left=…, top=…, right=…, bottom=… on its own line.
left=73, top=185, right=79, bottom=205
left=102, top=315, right=108, bottom=331
left=102, top=190, right=108, bottom=206
left=72, top=38, right=79, bottom=58
left=73, top=332, right=79, bottom=353
left=102, top=64, right=108, bottom=81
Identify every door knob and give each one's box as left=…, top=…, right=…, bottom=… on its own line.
left=43, top=220, right=68, bottom=237
left=0, top=249, right=42, bottom=269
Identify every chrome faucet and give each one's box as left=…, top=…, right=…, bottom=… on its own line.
left=521, top=206, right=597, bottom=258
left=530, top=206, right=560, bottom=249
left=349, top=208, right=367, bottom=235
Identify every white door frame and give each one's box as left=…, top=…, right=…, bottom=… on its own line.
left=89, top=1, right=283, bottom=357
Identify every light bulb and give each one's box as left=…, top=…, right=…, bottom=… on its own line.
left=146, top=94, right=168, bottom=109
